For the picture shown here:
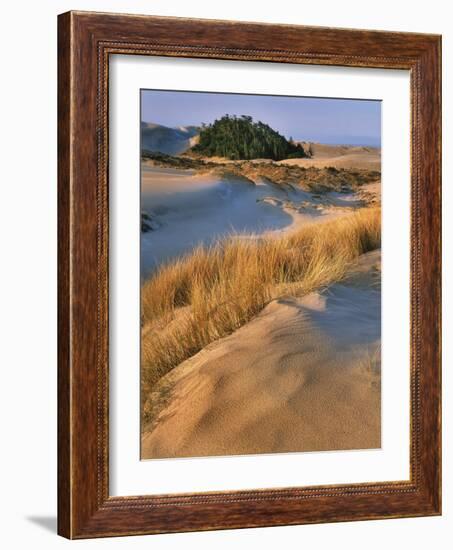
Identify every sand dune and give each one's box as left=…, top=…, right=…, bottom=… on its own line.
left=141, top=122, right=198, bottom=156
left=140, top=166, right=350, bottom=277
left=281, top=144, right=381, bottom=170
left=141, top=250, right=381, bottom=459
left=301, top=143, right=379, bottom=158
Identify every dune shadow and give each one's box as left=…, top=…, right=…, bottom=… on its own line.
left=141, top=175, right=294, bottom=277
left=299, top=284, right=381, bottom=348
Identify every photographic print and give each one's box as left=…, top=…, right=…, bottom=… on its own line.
left=140, top=90, right=382, bottom=460
left=58, top=13, right=441, bottom=537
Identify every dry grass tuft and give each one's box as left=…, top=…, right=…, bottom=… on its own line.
left=141, top=207, right=381, bottom=416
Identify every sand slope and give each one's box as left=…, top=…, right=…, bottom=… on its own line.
left=141, top=250, right=381, bottom=459
left=140, top=167, right=350, bottom=277
left=141, top=122, right=198, bottom=155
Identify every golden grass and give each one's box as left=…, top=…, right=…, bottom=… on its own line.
left=141, top=207, right=381, bottom=416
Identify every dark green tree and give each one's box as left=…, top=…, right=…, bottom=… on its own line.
left=192, top=115, right=306, bottom=160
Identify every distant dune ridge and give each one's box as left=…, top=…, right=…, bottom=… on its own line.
left=299, top=142, right=379, bottom=158
left=282, top=144, right=381, bottom=170
left=141, top=122, right=199, bottom=155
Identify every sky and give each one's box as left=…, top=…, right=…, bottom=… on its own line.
left=141, top=89, right=381, bottom=147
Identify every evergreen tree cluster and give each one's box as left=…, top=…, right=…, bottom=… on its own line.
left=191, top=115, right=306, bottom=160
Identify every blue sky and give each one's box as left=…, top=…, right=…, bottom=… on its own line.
left=141, top=90, right=381, bottom=147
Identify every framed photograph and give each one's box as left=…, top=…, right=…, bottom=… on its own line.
left=58, top=11, right=441, bottom=539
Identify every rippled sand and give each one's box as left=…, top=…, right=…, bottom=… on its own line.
left=141, top=251, right=381, bottom=459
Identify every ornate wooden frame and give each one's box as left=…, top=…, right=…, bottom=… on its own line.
left=58, top=11, right=441, bottom=539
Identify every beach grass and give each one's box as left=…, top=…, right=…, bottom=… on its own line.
left=141, top=207, right=381, bottom=415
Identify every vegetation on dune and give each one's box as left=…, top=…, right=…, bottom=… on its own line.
left=142, top=151, right=380, bottom=193
left=191, top=115, right=307, bottom=160
left=141, top=207, right=381, bottom=419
